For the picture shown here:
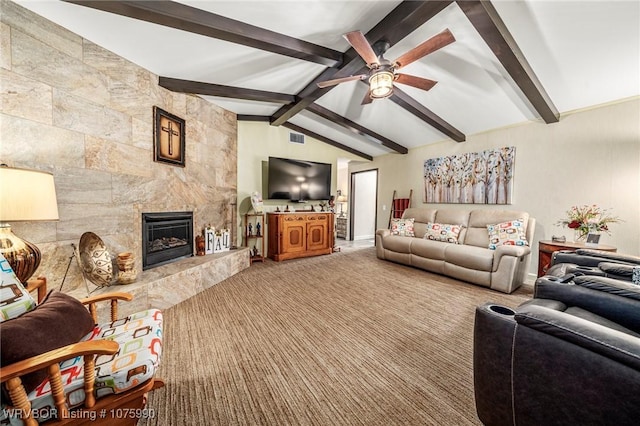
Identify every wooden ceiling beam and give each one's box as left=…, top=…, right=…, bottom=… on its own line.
left=270, top=1, right=454, bottom=126
left=307, top=104, right=408, bottom=154
left=457, top=0, right=559, bottom=123
left=237, top=115, right=271, bottom=122
left=282, top=123, right=373, bottom=161
left=159, top=77, right=295, bottom=104
left=389, top=87, right=466, bottom=142
left=64, top=0, right=343, bottom=67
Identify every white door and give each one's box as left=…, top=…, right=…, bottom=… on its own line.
left=351, top=169, right=377, bottom=241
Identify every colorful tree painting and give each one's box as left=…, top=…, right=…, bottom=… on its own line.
left=423, top=147, right=515, bottom=204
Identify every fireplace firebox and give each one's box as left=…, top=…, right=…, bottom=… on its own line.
left=142, top=212, right=193, bottom=270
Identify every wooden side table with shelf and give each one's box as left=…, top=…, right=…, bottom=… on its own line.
left=244, top=213, right=265, bottom=264
left=537, top=240, right=617, bottom=277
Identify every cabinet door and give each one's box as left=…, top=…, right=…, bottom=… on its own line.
left=282, top=217, right=306, bottom=254
left=307, top=221, right=328, bottom=251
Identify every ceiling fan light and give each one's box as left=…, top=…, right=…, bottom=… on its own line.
left=369, top=71, right=394, bottom=99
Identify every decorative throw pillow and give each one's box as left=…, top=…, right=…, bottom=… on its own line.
left=487, top=219, right=528, bottom=250
left=0, top=291, right=95, bottom=395
left=0, top=253, right=36, bottom=322
left=390, top=218, right=415, bottom=237
left=423, top=223, right=462, bottom=244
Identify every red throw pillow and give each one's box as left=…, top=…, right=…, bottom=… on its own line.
left=0, top=291, right=95, bottom=395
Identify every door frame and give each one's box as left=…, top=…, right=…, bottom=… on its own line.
left=348, top=168, right=378, bottom=241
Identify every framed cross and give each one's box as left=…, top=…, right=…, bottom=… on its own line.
left=153, top=106, right=186, bottom=167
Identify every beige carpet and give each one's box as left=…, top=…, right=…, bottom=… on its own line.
left=141, top=247, right=532, bottom=425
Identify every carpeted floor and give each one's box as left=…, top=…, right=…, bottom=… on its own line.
left=141, top=247, right=532, bottom=425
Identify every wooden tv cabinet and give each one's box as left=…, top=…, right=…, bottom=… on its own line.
left=267, top=212, right=334, bottom=261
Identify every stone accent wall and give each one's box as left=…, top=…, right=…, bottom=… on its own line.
left=0, top=1, right=238, bottom=293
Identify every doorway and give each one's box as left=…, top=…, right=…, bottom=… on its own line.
left=349, top=169, right=378, bottom=241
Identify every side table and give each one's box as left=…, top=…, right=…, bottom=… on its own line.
left=336, top=217, right=347, bottom=239
left=537, top=240, right=617, bottom=277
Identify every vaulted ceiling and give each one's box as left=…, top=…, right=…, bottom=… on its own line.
left=17, top=1, right=640, bottom=160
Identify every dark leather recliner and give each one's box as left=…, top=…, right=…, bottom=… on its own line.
left=549, top=248, right=640, bottom=281
left=473, top=274, right=640, bottom=426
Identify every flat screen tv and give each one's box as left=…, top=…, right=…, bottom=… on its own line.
left=267, top=157, right=331, bottom=202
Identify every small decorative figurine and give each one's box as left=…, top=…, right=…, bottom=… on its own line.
left=195, top=234, right=206, bottom=256
left=256, top=222, right=261, bottom=237
left=248, top=223, right=253, bottom=236
left=275, top=206, right=281, bottom=212
left=252, top=245, right=259, bottom=257
left=285, top=204, right=290, bottom=212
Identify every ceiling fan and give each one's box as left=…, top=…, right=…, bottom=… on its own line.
left=317, top=29, right=455, bottom=104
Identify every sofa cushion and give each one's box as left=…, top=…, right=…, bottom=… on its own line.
left=487, top=219, right=529, bottom=250
left=411, top=238, right=447, bottom=260
left=575, top=249, right=640, bottom=265
left=564, top=306, right=640, bottom=338
left=574, top=275, right=640, bottom=301
left=402, top=208, right=437, bottom=224
left=598, top=262, right=634, bottom=278
left=423, top=222, right=463, bottom=244
left=390, top=218, right=415, bottom=237
left=444, top=244, right=494, bottom=272
left=402, top=208, right=436, bottom=238
left=381, top=235, right=413, bottom=254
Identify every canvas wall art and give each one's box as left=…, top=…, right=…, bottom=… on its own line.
left=423, top=146, right=515, bottom=204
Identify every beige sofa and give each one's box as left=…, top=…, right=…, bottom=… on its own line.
left=376, top=208, right=535, bottom=293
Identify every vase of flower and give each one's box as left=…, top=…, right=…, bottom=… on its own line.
left=574, top=229, right=587, bottom=242
left=558, top=204, right=621, bottom=243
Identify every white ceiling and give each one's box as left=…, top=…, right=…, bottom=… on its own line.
left=16, top=0, right=640, bottom=158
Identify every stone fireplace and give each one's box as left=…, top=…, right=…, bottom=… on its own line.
left=142, top=212, right=194, bottom=270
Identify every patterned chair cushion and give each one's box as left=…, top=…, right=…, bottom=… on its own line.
left=0, top=309, right=162, bottom=424
left=0, top=254, right=36, bottom=322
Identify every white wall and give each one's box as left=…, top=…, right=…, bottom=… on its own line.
left=237, top=122, right=366, bottom=245
left=350, top=97, right=640, bottom=278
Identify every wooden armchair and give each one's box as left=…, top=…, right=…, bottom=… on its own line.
left=0, top=277, right=164, bottom=426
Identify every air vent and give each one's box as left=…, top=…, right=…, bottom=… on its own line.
left=289, top=132, right=305, bottom=144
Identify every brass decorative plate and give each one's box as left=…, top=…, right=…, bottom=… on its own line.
left=78, top=232, right=113, bottom=287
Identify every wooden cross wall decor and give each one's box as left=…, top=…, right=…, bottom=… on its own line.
left=153, top=106, right=186, bottom=167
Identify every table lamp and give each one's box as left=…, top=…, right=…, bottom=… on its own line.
left=0, top=165, right=59, bottom=283
left=337, top=194, right=347, bottom=217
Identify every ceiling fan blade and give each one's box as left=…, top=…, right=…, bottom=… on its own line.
left=316, top=74, right=367, bottom=89
left=344, top=31, right=380, bottom=66
left=395, top=74, right=438, bottom=91
left=393, top=28, right=455, bottom=70
left=361, top=90, right=373, bottom=105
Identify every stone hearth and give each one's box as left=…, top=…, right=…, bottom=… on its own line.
left=69, top=248, right=250, bottom=321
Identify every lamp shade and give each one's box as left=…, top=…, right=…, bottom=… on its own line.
left=337, top=195, right=348, bottom=203
left=0, top=166, right=59, bottom=283
left=0, top=166, right=59, bottom=222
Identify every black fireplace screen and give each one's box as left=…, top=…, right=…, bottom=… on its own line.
left=142, top=212, right=193, bottom=270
